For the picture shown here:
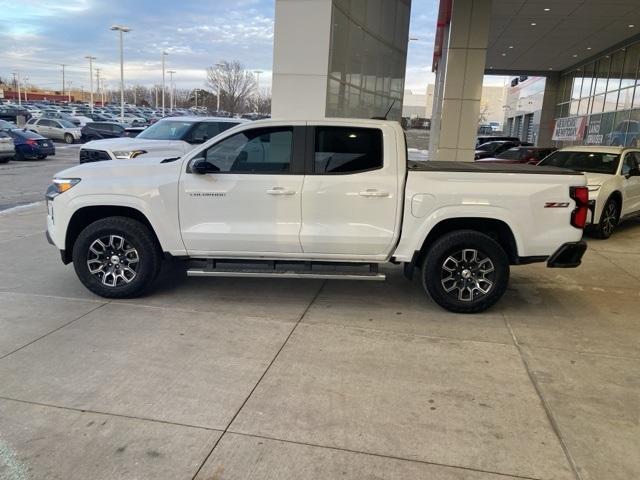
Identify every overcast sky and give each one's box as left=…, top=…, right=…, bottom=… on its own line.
left=0, top=0, right=503, bottom=95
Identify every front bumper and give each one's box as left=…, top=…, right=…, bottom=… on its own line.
left=547, top=241, right=587, bottom=268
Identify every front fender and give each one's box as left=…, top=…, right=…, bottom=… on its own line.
left=54, top=193, right=185, bottom=255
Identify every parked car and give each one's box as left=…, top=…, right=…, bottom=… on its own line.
left=81, top=122, right=127, bottom=142
left=79, top=116, right=246, bottom=163
left=47, top=118, right=588, bottom=313
left=476, top=135, right=520, bottom=148
left=0, top=119, right=17, bottom=131
left=475, top=140, right=532, bottom=160
left=5, top=128, right=55, bottom=160
left=26, top=118, right=82, bottom=144
left=0, top=105, right=31, bottom=123
left=538, top=146, right=640, bottom=238
left=476, top=147, right=556, bottom=164
left=0, top=131, right=15, bottom=163
left=606, top=120, right=640, bottom=147
left=71, top=115, right=94, bottom=126
left=123, top=126, right=146, bottom=138
left=40, top=111, right=81, bottom=126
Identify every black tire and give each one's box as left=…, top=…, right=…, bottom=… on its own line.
left=0, top=157, right=9, bottom=164
left=72, top=216, right=162, bottom=298
left=421, top=230, right=510, bottom=314
left=595, top=197, right=619, bottom=239
left=64, top=133, right=74, bottom=144
left=14, top=150, right=25, bottom=161
left=37, top=155, right=47, bottom=160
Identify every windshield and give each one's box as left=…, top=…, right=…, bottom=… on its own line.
left=136, top=121, right=193, bottom=140
left=496, top=148, right=525, bottom=160
left=539, top=151, right=620, bottom=174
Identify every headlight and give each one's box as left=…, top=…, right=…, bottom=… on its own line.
left=46, top=178, right=80, bottom=199
left=587, top=185, right=601, bottom=192
left=112, top=150, right=147, bottom=159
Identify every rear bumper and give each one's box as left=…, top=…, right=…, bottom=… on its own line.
left=547, top=241, right=587, bottom=268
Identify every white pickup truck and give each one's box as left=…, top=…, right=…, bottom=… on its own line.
left=45, top=119, right=589, bottom=313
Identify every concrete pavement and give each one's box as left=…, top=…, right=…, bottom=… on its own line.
left=0, top=203, right=639, bottom=480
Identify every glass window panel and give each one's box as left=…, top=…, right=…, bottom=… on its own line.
left=608, top=110, right=632, bottom=146
left=570, top=100, right=580, bottom=115
left=621, top=43, right=640, bottom=89
left=606, top=50, right=625, bottom=92
left=594, top=58, right=610, bottom=95
left=578, top=98, right=590, bottom=116
left=603, top=90, right=619, bottom=112
left=571, top=72, right=582, bottom=100
left=591, top=94, right=605, bottom=114
left=633, top=88, right=640, bottom=109
left=580, top=62, right=595, bottom=98
left=618, top=87, right=635, bottom=110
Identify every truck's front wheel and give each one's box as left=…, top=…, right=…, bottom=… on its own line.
left=72, top=217, right=162, bottom=298
left=422, top=230, right=509, bottom=313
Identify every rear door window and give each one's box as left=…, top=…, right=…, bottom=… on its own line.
left=313, top=127, right=383, bottom=174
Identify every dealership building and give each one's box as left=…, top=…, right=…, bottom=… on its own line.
left=271, top=0, right=640, bottom=161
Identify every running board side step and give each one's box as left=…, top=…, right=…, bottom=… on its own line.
left=186, top=259, right=386, bottom=281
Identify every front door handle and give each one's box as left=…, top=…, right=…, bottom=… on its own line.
left=359, top=189, right=390, bottom=197
left=267, top=187, right=296, bottom=196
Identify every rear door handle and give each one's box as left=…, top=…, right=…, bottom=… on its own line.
left=359, top=189, right=390, bottom=197
left=267, top=187, right=296, bottom=196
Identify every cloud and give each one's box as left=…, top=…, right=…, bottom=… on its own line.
left=1, top=0, right=437, bottom=93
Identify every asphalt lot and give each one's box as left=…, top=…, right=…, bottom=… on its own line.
left=0, top=142, right=80, bottom=211
left=0, top=140, right=639, bottom=479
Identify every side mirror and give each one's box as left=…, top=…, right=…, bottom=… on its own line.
left=191, top=158, right=219, bottom=174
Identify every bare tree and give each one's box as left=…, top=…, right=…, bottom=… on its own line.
left=206, top=60, right=256, bottom=114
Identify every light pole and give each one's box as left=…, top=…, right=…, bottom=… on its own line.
left=12, top=72, right=21, bottom=106
left=253, top=70, right=263, bottom=93
left=161, top=51, right=168, bottom=116
left=85, top=55, right=96, bottom=112
left=61, top=64, right=67, bottom=96
left=167, top=70, right=176, bottom=112
left=67, top=81, right=72, bottom=102
left=215, top=62, right=224, bottom=113
left=23, top=77, right=29, bottom=101
left=111, top=24, right=131, bottom=122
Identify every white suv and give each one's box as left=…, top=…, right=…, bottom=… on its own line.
left=538, top=146, right=640, bottom=238
left=79, top=116, right=247, bottom=164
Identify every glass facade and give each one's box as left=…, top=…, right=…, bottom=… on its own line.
left=325, top=0, right=411, bottom=121
left=555, top=40, right=640, bottom=147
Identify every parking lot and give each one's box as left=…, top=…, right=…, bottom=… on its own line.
left=0, top=147, right=639, bottom=479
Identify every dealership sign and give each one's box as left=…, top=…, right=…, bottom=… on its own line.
left=552, top=116, right=587, bottom=141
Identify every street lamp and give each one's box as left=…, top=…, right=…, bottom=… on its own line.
left=215, top=62, right=224, bottom=113
left=13, top=72, right=21, bottom=106
left=253, top=70, right=263, bottom=93
left=161, top=51, right=168, bottom=116
left=167, top=70, right=176, bottom=112
left=84, top=55, right=96, bottom=113
left=67, top=81, right=72, bottom=102
left=110, top=24, right=131, bottom=122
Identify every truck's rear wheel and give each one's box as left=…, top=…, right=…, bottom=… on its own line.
left=422, top=230, right=509, bottom=313
left=72, top=217, right=162, bottom=298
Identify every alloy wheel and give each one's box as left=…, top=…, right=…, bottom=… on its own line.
left=86, top=235, right=139, bottom=287
left=440, top=248, right=496, bottom=302
left=601, top=202, right=617, bottom=236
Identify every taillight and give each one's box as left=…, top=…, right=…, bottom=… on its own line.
left=570, top=186, right=589, bottom=229
left=26, top=139, right=37, bottom=146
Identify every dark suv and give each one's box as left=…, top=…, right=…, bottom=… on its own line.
left=0, top=105, right=32, bottom=123
left=81, top=122, right=127, bottom=142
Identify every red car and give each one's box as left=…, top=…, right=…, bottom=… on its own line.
left=475, top=146, right=556, bottom=165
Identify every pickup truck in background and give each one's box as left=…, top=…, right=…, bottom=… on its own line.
left=45, top=119, right=588, bottom=313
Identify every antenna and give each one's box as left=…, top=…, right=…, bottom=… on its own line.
left=371, top=99, right=397, bottom=120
